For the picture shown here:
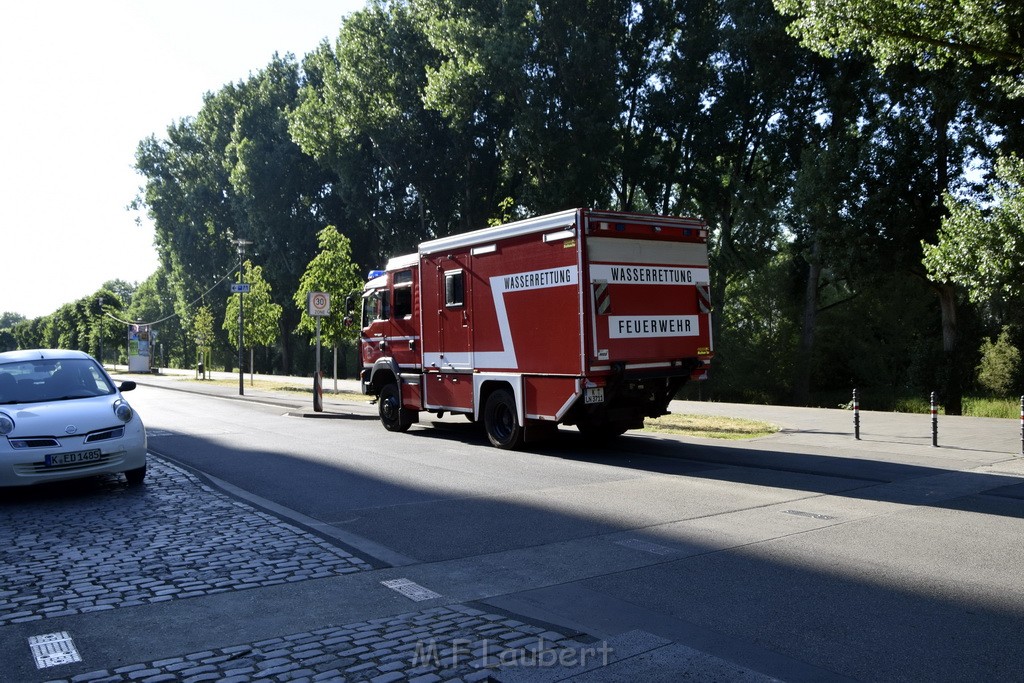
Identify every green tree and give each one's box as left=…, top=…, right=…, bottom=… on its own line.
left=771, top=0, right=1007, bottom=413
left=923, top=155, right=1024, bottom=305
left=419, top=0, right=629, bottom=213
left=91, top=287, right=129, bottom=365
left=714, top=250, right=800, bottom=403
left=0, top=312, right=26, bottom=352
left=192, top=305, right=215, bottom=376
left=134, top=98, right=238, bottom=371
left=774, top=0, right=1024, bottom=97
left=224, top=55, right=337, bottom=373
left=135, top=55, right=337, bottom=374
left=976, top=327, right=1022, bottom=397
left=0, top=312, right=26, bottom=329
left=293, top=226, right=364, bottom=375
left=292, top=2, right=466, bottom=263
left=223, top=260, right=282, bottom=357
left=12, top=317, right=43, bottom=351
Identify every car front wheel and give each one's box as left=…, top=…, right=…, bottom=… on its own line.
left=125, top=465, right=146, bottom=487
left=378, top=382, right=414, bottom=432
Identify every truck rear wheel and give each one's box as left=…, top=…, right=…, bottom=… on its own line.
left=379, top=382, right=413, bottom=432
left=484, top=388, right=524, bottom=449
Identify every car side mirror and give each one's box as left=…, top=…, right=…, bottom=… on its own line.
left=119, top=381, right=137, bottom=392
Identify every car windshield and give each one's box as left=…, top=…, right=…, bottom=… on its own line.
left=0, top=358, right=116, bottom=404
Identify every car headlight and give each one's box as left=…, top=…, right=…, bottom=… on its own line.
left=113, top=400, right=134, bottom=423
left=0, top=413, right=13, bottom=435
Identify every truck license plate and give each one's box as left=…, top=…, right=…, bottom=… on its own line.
left=585, top=387, right=604, bottom=404
left=45, top=449, right=102, bottom=467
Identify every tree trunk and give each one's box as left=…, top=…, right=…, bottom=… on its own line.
left=936, top=283, right=962, bottom=415
left=931, top=79, right=961, bottom=415
left=277, top=316, right=292, bottom=375
left=793, top=238, right=821, bottom=405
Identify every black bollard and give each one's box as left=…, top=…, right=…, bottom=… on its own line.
left=313, top=371, right=323, bottom=413
left=853, top=388, right=860, bottom=440
left=930, top=391, right=938, bottom=447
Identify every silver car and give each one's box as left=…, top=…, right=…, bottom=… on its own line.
left=0, top=349, right=147, bottom=487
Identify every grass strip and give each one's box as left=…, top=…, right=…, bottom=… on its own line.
left=644, top=413, right=778, bottom=439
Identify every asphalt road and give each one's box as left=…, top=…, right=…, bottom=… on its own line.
left=1, top=371, right=1022, bottom=682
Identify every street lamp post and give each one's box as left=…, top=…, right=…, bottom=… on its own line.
left=234, top=239, right=252, bottom=396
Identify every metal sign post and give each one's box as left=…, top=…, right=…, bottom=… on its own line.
left=307, top=292, right=331, bottom=412
left=231, top=283, right=252, bottom=391
left=233, top=239, right=252, bottom=396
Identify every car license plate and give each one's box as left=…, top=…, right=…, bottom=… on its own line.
left=45, top=449, right=102, bottom=467
left=585, top=387, right=605, bottom=404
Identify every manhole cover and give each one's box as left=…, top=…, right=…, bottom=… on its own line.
left=381, top=578, right=442, bottom=602
left=784, top=510, right=836, bottom=521
left=28, top=632, right=81, bottom=669
left=614, top=538, right=678, bottom=555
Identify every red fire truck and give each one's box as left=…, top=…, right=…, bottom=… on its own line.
left=357, top=208, right=713, bottom=449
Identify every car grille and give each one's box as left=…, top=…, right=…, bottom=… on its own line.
left=8, top=427, right=124, bottom=449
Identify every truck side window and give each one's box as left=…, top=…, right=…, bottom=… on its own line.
left=362, top=290, right=385, bottom=326
left=445, top=271, right=464, bottom=307
left=393, top=270, right=413, bottom=318
left=393, top=287, right=412, bottom=318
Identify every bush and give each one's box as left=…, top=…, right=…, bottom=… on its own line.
left=977, top=327, right=1021, bottom=397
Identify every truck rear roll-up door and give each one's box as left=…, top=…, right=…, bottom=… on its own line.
left=586, top=236, right=711, bottom=364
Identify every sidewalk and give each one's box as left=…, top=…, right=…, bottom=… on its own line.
left=109, top=366, right=1023, bottom=460
left=108, top=365, right=364, bottom=408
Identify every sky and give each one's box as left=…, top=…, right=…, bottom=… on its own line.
left=0, top=0, right=366, bottom=320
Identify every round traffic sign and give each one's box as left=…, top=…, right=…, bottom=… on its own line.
left=307, top=291, right=331, bottom=317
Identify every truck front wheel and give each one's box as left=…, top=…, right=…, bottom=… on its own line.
left=379, top=382, right=413, bottom=432
left=484, top=388, right=524, bottom=450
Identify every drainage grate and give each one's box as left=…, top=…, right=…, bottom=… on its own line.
left=614, top=538, right=678, bottom=555
left=28, top=632, right=82, bottom=669
left=381, top=578, right=442, bottom=602
left=784, top=510, right=836, bottom=521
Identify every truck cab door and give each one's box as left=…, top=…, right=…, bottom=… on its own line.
left=433, top=254, right=473, bottom=371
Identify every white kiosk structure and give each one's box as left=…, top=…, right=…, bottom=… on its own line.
left=128, top=324, right=152, bottom=373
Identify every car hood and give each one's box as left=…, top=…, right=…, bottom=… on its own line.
left=3, top=395, right=128, bottom=437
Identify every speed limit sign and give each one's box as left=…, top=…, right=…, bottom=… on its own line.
left=307, top=291, right=331, bottom=317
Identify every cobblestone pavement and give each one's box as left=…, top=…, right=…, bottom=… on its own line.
left=0, top=457, right=372, bottom=629
left=40, top=605, right=594, bottom=683
left=2, top=456, right=601, bottom=682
